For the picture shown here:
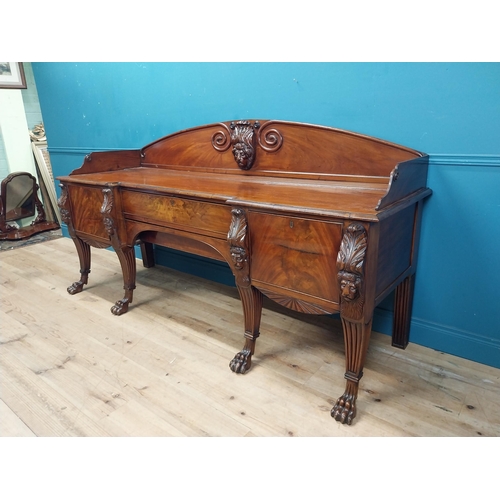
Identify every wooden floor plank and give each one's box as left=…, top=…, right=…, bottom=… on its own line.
left=0, top=398, right=36, bottom=437
left=1, top=237, right=499, bottom=437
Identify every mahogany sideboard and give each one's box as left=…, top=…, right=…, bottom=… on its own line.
left=57, top=120, right=431, bottom=425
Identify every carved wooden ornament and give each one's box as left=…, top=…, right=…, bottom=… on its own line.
left=336, top=223, right=368, bottom=321
left=57, top=183, right=71, bottom=225
left=230, top=121, right=259, bottom=170
left=227, top=207, right=250, bottom=286
left=212, top=120, right=283, bottom=170
left=100, top=188, right=115, bottom=236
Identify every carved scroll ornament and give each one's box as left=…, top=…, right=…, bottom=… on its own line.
left=212, top=120, right=284, bottom=170
left=212, top=121, right=258, bottom=170
left=257, top=122, right=284, bottom=153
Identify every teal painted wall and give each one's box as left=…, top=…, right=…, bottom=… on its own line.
left=32, top=62, right=500, bottom=368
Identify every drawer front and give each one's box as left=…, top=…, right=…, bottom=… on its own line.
left=68, top=185, right=108, bottom=239
left=249, top=212, right=342, bottom=303
left=121, top=190, right=232, bottom=238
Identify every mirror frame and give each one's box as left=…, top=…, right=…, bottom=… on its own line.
left=0, top=171, right=59, bottom=241
left=3, top=171, right=36, bottom=221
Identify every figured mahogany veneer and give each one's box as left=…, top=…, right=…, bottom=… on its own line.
left=57, top=120, right=431, bottom=425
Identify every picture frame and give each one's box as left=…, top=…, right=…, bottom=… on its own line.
left=31, top=140, right=61, bottom=224
left=0, top=62, right=27, bottom=89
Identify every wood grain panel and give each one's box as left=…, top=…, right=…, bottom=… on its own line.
left=68, top=185, right=108, bottom=239
left=375, top=204, right=415, bottom=298
left=249, top=212, right=342, bottom=303
left=140, top=120, right=422, bottom=178
left=121, top=190, right=232, bottom=238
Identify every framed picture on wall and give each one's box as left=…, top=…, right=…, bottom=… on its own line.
left=0, top=62, right=27, bottom=89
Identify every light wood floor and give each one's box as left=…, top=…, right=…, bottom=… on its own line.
left=1, top=237, right=499, bottom=437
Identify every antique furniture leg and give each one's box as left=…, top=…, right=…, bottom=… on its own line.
left=227, top=207, right=263, bottom=373
left=110, top=244, right=137, bottom=315
left=230, top=285, right=264, bottom=374
left=332, top=222, right=372, bottom=425
left=332, top=318, right=372, bottom=425
left=139, top=241, right=155, bottom=268
left=67, top=236, right=91, bottom=295
left=101, top=185, right=137, bottom=316
left=392, top=273, right=415, bottom=349
left=392, top=198, right=423, bottom=348
left=58, top=183, right=91, bottom=295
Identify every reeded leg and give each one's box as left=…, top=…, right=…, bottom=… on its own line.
left=331, top=318, right=372, bottom=425
left=392, top=274, right=415, bottom=349
left=110, top=245, right=137, bottom=316
left=67, top=236, right=91, bottom=295
left=229, top=285, right=263, bottom=374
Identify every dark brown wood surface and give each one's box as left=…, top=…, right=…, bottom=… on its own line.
left=140, top=120, right=422, bottom=176
left=57, top=119, right=431, bottom=425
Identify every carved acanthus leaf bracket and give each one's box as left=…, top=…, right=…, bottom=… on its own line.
left=212, top=120, right=283, bottom=170
left=100, top=188, right=116, bottom=236
left=57, top=183, right=71, bottom=225
left=228, top=207, right=250, bottom=287
left=336, top=223, right=368, bottom=321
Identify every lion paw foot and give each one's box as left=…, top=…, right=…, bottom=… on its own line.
left=111, top=298, right=129, bottom=316
left=331, top=391, right=356, bottom=425
left=229, top=349, right=252, bottom=374
left=67, top=281, right=85, bottom=295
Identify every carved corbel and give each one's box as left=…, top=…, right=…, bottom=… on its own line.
left=57, top=183, right=71, bottom=226
left=336, top=223, right=368, bottom=321
left=227, top=207, right=250, bottom=287
left=100, top=187, right=116, bottom=236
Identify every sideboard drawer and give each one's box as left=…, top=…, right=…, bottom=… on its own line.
left=121, top=190, right=232, bottom=238
left=249, top=212, right=342, bottom=304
